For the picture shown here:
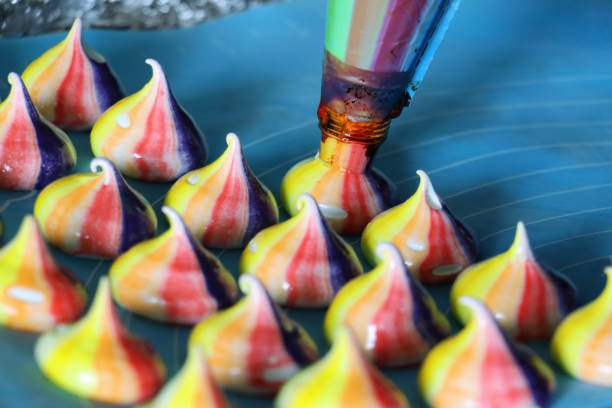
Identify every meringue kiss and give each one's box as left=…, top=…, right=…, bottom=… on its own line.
left=110, top=206, right=238, bottom=324
left=22, top=18, right=124, bottom=130
left=362, top=170, right=479, bottom=284
left=451, top=222, right=576, bottom=340
left=91, top=59, right=207, bottom=181
left=419, top=296, right=555, bottom=408
left=240, top=193, right=363, bottom=308
left=165, top=132, right=278, bottom=249
left=35, top=277, right=166, bottom=405
left=325, top=243, right=450, bottom=367
left=34, top=157, right=157, bottom=258
left=0, top=73, right=76, bottom=190
left=0, top=215, right=87, bottom=332
left=189, top=275, right=318, bottom=395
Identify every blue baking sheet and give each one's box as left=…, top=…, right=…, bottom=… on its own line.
left=1, top=0, right=612, bottom=406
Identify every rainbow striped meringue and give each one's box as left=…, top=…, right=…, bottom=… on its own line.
left=275, top=327, right=410, bottom=408
left=22, top=18, right=123, bottom=131
left=189, top=275, right=318, bottom=395
left=240, top=193, right=362, bottom=308
left=280, top=137, right=395, bottom=236
left=91, top=59, right=207, bottom=181
left=451, top=222, right=576, bottom=340
left=551, top=266, right=612, bottom=386
left=34, top=157, right=157, bottom=258
left=362, top=170, right=479, bottom=284
left=165, top=132, right=279, bottom=249
left=35, top=277, right=166, bottom=405
left=109, top=206, right=238, bottom=324
left=419, top=296, right=555, bottom=408
left=140, top=346, right=230, bottom=408
left=0, top=215, right=87, bottom=332
left=0, top=73, right=76, bottom=191
left=325, top=243, right=450, bottom=367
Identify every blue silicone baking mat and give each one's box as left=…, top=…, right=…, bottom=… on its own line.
left=1, top=0, right=612, bottom=406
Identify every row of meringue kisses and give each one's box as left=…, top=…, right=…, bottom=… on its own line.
left=1, top=17, right=611, bottom=408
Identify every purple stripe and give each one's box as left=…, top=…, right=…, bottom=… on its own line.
left=364, top=166, right=396, bottom=212
left=509, top=342, right=554, bottom=406
left=443, top=202, right=481, bottom=264
left=89, top=57, right=124, bottom=111
left=540, top=261, right=577, bottom=317
left=320, top=212, right=362, bottom=293
left=182, top=221, right=236, bottom=309
left=111, top=165, right=156, bottom=253
left=408, top=271, right=449, bottom=344
left=243, top=160, right=278, bottom=246
left=18, top=77, right=75, bottom=189
left=267, top=291, right=318, bottom=366
left=166, top=84, right=207, bottom=177
left=371, top=0, right=431, bottom=72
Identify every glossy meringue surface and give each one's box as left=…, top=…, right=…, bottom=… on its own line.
left=189, top=275, right=318, bottom=395
left=551, top=267, right=612, bottom=386
left=0, top=73, right=76, bottom=191
left=325, top=243, right=450, bottom=367
left=280, top=136, right=394, bottom=235
left=110, top=206, right=238, bottom=324
left=35, top=277, right=166, bottom=405
left=419, top=296, right=556, bottom=408
left=451, top=222, right=576, bottom=340
left=34, top=157, right=157, bottom=258
left=91, top=59, right=207, bottom=181
left=240, top=193, right=362, bottom=308
left=165, top=132, right=278, bottom=249
left=0, top=215, right=87, bottom=332
left=362, top=170, right=479, bottom=284
left=22, top=18, right=123, bottom=130
left=275, top=327, right=410, bottom=408
left=140, top=346, right=230, bottom=408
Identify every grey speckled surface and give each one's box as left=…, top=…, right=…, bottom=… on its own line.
left=0, top=0, right=282, bottom=36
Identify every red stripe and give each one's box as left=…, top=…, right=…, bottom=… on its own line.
left=114, top=315, right=165, bottom=402
left=478, top=324, right=532, bottom=406
left=160, top=233, right=214, bottom=323
left=516, top=260, right=554, bottom=340
left=0, top=102, right=39, bottom=190
left=55, top=37, right=91, bottom=129
left=370, top=273, right=428, bottom=366
left=419, top=210, right=467, bottom=283
left=133, top=81, right=174, bottom=180
left=245, top=298, right=293, bottom=392
left=341, top=171, right=374, bottom=235
left=285, top=218, right=330, bottom=306
left=365, top=364, right=406, bottom=407
left=79, top=180, right=121, bottom=257
left=201, top=154, right=248, bottom=247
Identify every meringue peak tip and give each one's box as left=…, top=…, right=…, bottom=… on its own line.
left=296, top=193, right=319, bottom=212
left=238, top=274, right=265, bottom=295
left=511, top=221, right=533, bottom=259
left=145, top=58, right=166, bottom=79
left=416, top=169, right=442, bottom=210
left=457, top=295, right=489, bottom=317
left=375, top=242, right=404, bottom=267
left=7, top=72, right=21, bottom=85
left=161, top=205, right=184, bottom=229
left=68, top=17, right=83, bottom=40
left=225, top=132, right=241, bottom=147
left=90, top=157, right=116, bottom=185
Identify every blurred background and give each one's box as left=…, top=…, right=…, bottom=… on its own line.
left=0, top=0, right=282, bottom=36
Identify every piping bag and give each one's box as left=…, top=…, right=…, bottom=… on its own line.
left=281, top=0, right=462, bottom=235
